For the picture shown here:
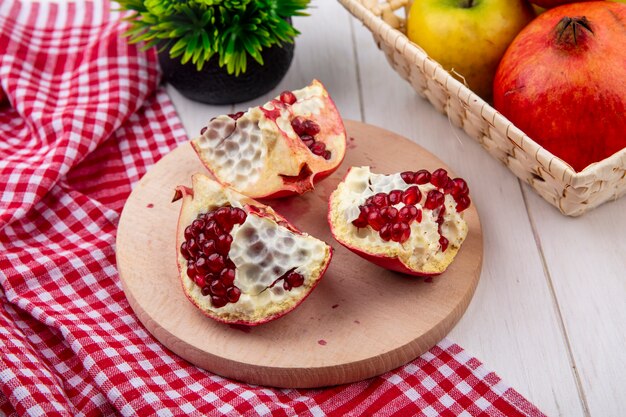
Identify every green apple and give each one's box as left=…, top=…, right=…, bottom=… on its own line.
left=406, top=0, right=535, bottom=100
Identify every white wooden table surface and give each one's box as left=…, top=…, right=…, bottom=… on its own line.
left=166, top=3, right=626, bottom=416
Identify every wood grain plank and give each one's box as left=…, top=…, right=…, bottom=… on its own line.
left=523, top=185, right=626, bottom=417
left=349, top=14, right=585, bottom=417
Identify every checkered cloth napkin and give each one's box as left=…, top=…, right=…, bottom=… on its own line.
left=0, top=1, right=546, bottom=416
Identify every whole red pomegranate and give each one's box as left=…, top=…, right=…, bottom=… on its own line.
left=494, top=2, right=626, bottom=172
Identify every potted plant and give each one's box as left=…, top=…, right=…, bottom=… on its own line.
left=116, top=0, right=310, bottom=104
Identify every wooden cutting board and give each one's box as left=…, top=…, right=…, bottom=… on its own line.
left=116, top=120, right=483, bottom=388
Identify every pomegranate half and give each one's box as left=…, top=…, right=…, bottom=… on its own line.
left=191, top=80, right=347, bottom=199
left=174, top=174, right=333, bottom=326
left=328, top=167, right=470, bottom=276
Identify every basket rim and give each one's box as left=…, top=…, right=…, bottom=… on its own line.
left=337, top=0, right=626, bottom=188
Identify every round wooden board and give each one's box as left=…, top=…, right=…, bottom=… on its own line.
left=116, top=120, right=483, bottom=388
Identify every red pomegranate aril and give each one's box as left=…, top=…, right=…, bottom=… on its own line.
left=367, top=211, right=386, bottom=231
left=431, top=168, right=450, bottom=188
left=391, top=223, right=411, bottom=243
left=214, top=207, right=233, bottom=230
left=400, top=171, right=415, bottom=184
left=388, top=190, right=403, bottom=205
left=184, top=226, right=194, bottom=240
left=211, top=296, right=228, bottom=308
left=439, top=236, right=449, bottom=252
left=372, top=193, right=389, bottom=207
left=285, top=271, right=304, bottom=286
left=220, top=268, right=236, bottom=286
left=210, top=280, right=227, bottom=297
left=187, top=238, right=198, bottom=254
left=283, top=280, right=292, bottom=291
left=226, top=287, right=241, bottom=303
left=379, top=224, right=392, bottom=241
left=323, top=150, right=331, bottom=160
left=216, top=234, right=233, bottom=255
left=195, top=257, right=210, bottom=274
left=186, top=264, right=197, bottom=278
left=398, top=205, right=418, bottom=223
left=291, top=116, right=306, bottom=136
left=204, top=221, right=222, bottom=239
left=300, top=134, right=315, bottom=147
left=380, top=206, right=399, bottom=223
left=201, top=286, right=211, bottom=296
left=280, top=91, right=297, bottom=105
left=414, top=169, right=431, bottom=185
left=230, top=207, right=247, bottom=225
left=228, top=111, right=244, bottom=121
left=352, top=212, right=369, bottom=228
left=310, top=141, right=327, bottom=156
left=180, top=242, right=191, bottom=260
left=303, top=120, right=321, bottom=136
left=402, top=186, right=421, bottom=205
left=451, top=178, right=469, bottom=197
left=424, top=190, right=445, bottom=210
left=204, top=273, right=218, bottom=285
left=202, top=239, right=217, bottom=256
left=191, top=218, right=205, bottom=232
left=207, top=253, right=225, bottom=273
left=455, top=195, right=471, bottom=213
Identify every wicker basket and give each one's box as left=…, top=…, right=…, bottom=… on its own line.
left=338, top=0, right=626, bottom=216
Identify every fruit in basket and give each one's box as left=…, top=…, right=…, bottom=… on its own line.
left=173, top=174, right=333, bottom=326
left=328, top=166, right=470, bottom=276
left=191, top=80, right=346, bottom=199
left=494, top=2, right=626, bottom=172
left=406, top=0, right=535, bottom=100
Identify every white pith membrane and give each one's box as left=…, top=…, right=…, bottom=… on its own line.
left=176, top=174, right=331, bottom=324
left=329, top=167, right=469, bottom=275
left=191, top=80, right=346, bottom=198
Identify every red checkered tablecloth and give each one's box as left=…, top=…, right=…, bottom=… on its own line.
left=0, top=1, right=546, bottom=416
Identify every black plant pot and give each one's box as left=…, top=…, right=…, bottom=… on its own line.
left=158, top=41, right=295, bottom=105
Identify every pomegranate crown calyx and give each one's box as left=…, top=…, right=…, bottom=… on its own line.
left=555, top=16, right=594, bottom=49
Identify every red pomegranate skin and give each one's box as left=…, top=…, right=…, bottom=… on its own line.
left=493, top=2, right=626, bottom=172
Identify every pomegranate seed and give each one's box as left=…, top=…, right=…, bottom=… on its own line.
left=352, top=211, right=368, bottom=228
left=230, top=207, right=247, bottom=225
left=195, top=257, right=210, bottom=274
left=220, top=268, right=236, bottom=286
left=286, top=271, right=304, bottom=288
left=211, top=296, right=227, bottom=308
left=201, top=286, right=211, bottom=296
left=310, top=141, right=326, bottom=156
left=400, top=171, right=415, bottom=184
left=214, top=207, right=233, bottom=231
left=398, top=205, right=418, bottom=223
left=227, top=287, right=241, bottom=303
left=424, top=190, right=445, bottom=210
left=455, top=195, right=471, bottom=212
left=187, top=238, right=198, bottom=254
left=204, top=221, right=222, bottom=238
left=186, top=264, right=197, bottom=278
left=216, top=234, right=233, bottom=255
left=207, top=253, right=225, bottom=273
left=291, top=116, right=306, bottom=136
left=180, top=242, right=191, bottom=260
left=367, top=211, right=386, bottom=231
left=371, top=193, right=388, bottom=207
left=323, top=150, right=331, bottom=160
left=227, top=111, right=244, bottom=120
left=204, top=273, right=218, bottom=285
left=415, top=209, right=423, bottom=223
left=388, top=190, right=403, bottom=205
left=283, top=280, right=292, bottom=291
left=300, top=134, right=315, bottom=147
left=184, top=226, right=194, bottom=240
left=391, top=223, right=411, bottom=243
left=202, top=239, right=217, bottom=256
left=379, top=224, right=392, bottom=241
left=303, top=120, right=321, bottom=136
left=431, top=168, right=450, bottom=188
left=402, top=186, right=421, bottom=205
left=280, top=91, right=297, bottom=105
left=413, top=170, right=431, bottom=184
left=451, top=178, right=469, bottom=197
left=210, top=280, right=227, bottom=297
left=380, top=206, right=398, bottom=223
left=365, top=196, right=375, bottom=205
left=439, top=236, right=449, bottom=252
left=191, top=219, right=204, bottom=234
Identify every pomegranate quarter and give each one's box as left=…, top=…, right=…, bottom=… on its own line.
left=174, top=174, right=333, bottom=326
left=328, top=167, right=470, bottom=276
left=192, top=80, right=346, bottom=199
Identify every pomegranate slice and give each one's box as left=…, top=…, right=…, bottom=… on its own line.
left=328, top=167, right=470, bottom=276
left=192, top=80, right=347, bottom=199
left=174, top=174, right=333, bottom=326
